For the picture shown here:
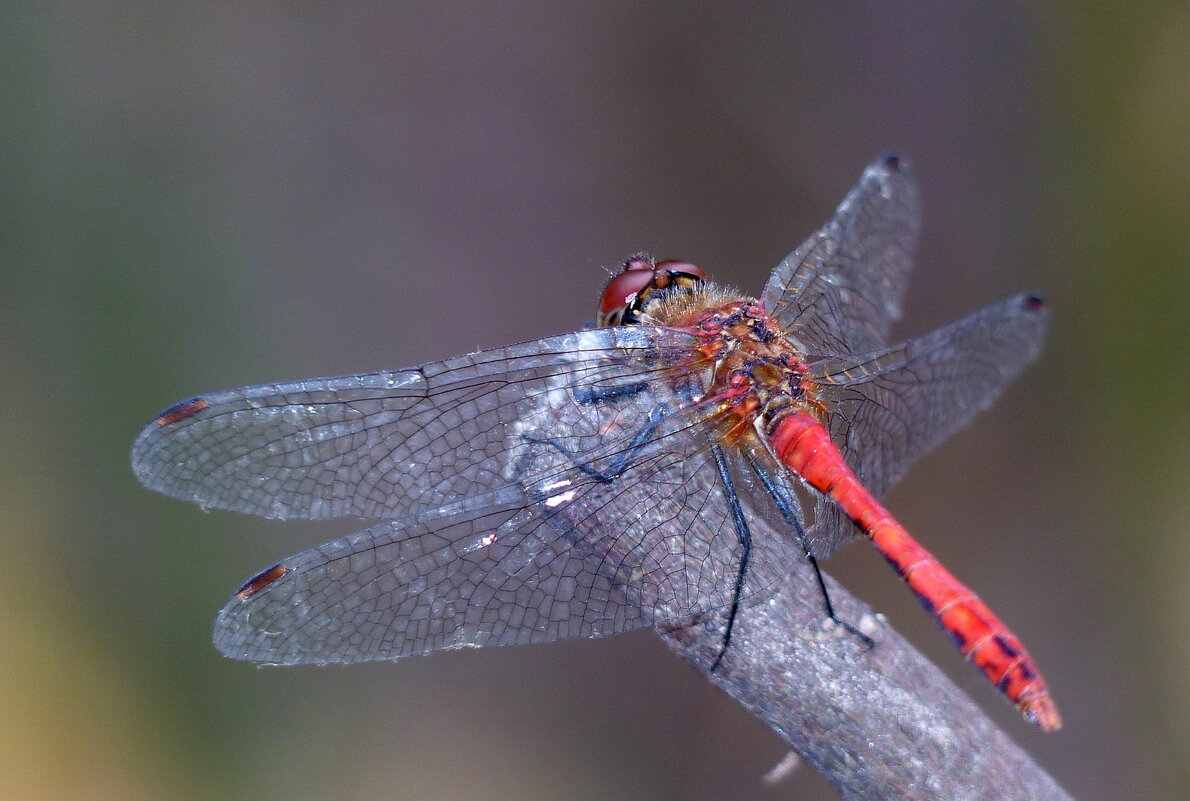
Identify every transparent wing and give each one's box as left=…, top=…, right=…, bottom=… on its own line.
left=132, top=327, right=703, bottom=522
left=213, top=382, right=802, bottom=665
left=804, top=292, right=1048, bottom=556
left=762, top=154, right=921, bottom=357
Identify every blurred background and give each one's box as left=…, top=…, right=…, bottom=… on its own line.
left=3, top=3, right=1187, bottom=800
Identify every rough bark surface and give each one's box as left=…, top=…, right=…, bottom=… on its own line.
left=656, top=547, right=1072, bottom=801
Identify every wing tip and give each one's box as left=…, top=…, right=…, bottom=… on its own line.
left=131, top=396, right=211, bottom=487
left=871, top=151, right=913, bottom=179
left=213, top=601, right=273, bottom=663
left=1010, top=292, right=1050, bottom=344
left=129, top=428, right=162, bottom=489
left=866, top=151, right=921, bottom=221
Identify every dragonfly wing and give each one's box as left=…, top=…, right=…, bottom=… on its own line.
left=132, top=327, right=702, bottom=521
left=213, top=496, right=656, bottom=664
left=214, top=399, right=800, bottom=664
left=762, top=155, right=921, bottom=357
left=804, top=292, right=1048, bottom=556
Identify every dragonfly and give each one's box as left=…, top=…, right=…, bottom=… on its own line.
left=132, top=155, right=1059, bottom=731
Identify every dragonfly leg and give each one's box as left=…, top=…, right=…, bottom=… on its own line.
left=804, top=552, right=875, bottom=649
left=522, top=407, right=663, bottom=482
left=709, top=443, right=751, bottom=672
left=571, top=381, right=649, bottom=405
left=747, top=459, right=874, bottom=649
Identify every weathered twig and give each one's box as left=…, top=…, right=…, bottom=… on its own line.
left=656, top=542, right=1072, bottom=801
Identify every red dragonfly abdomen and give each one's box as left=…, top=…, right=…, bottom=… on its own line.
left=769, top=411, right=1061, bottom=732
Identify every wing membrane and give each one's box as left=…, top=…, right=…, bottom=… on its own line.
left=214, top=393, right=801, bottom=665
left=762, top=155, right=921, bottom=357
left=132, top=327, right=701, bottom=521
left=803, top=292, right=1048, bottom=555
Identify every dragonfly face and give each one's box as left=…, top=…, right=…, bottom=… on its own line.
left=597, top=256, right=707, bottom=327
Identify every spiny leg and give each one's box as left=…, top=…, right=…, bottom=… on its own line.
left=747, top=458, right=874, bottom=649
left=571, top=381, right=649, bottom=405
left=708, top=442, right=751, bottom=671
left=523, top=381, right=661, bottom=482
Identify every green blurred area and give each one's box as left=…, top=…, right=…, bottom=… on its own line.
left=3, top=4, right=1187, bottom=800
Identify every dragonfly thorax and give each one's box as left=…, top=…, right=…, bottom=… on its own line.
left=643, top=286, right=821, bottom=444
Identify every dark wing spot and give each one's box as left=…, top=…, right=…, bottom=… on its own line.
left=153, top=397, right=210, bottom=426
left=1022, top=294, right=1047, bottom=312
left=235, top=564, right=288, bottom=599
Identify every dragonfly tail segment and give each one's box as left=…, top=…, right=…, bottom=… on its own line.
left=769, top=411, right=1062, bottom=732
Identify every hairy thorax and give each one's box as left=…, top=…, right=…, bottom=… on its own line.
left=639, top=284, right=824, bottom=443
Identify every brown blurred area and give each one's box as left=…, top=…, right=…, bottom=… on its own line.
left=3, top=3, right=1188, bottom=800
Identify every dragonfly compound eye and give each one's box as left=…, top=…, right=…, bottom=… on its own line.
left=598, top=257, right=707, bottom=327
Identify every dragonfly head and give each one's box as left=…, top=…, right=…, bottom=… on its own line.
left=598, top=256, right=707, bottom=327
